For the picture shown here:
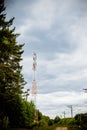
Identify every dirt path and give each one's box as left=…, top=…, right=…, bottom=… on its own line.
left=55, top=127, right=68, bottom=130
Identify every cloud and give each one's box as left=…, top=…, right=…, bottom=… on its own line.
left=35, top=91, right=87, bottom=118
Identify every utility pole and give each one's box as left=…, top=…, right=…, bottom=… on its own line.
left=67, top=105, right=73, bottom=118
left=62, top=111, right=66, bottom=118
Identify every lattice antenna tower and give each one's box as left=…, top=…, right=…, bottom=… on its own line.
left=32, top=52, right=38, bottom=122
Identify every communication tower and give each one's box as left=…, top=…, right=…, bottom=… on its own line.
left=32, top=52, right=38, bottom=122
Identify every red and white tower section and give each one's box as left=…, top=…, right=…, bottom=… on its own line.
left=32, top=52, right=38, bottom=122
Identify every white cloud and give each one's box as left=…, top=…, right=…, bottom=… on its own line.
left=15, top=0, right=56, bottom=35
left=29, top=0, right=55, bottom=29
left=34, top=91, right=87, bottom=118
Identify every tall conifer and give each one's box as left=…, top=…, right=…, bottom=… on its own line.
left=0, top=0, right=26, bottom=125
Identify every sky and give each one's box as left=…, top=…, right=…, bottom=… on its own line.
left=5, top=0, right=87, bottom=119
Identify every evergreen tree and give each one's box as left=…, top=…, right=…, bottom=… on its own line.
left=0, top=0, right=26, bottom=127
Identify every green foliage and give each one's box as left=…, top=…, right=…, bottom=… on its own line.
left=38, top=119, right=48, bottom=127
left=75, top=113, right=87, bottom=129
left=0, top=0, right=26, bottom=95
left=48, top=119, right=54, bottom=126
left=53, top=113, right=87, bottom=129
left=6, top=95, right=25, bottom=128
left=0, top=0, right=14, bottom=28
left=54, top=116, right=61, bottom=124
left=42, top=115, right=50, bottom=124
left=22, top=101, right=35, bottom=128
left=53, top=117, right=76, bottom=127
left=38, top=110, right=43, bottom=121
left=38, top=113, right=54, bottom=127
left=0, top=0, right=27, bottom=128
left=0, top=95, right=35, bottom=128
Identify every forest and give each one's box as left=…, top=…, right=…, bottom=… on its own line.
left=0, top=0, right=87, bottom=130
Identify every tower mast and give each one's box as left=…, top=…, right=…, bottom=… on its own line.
left=32, top=52, right=38, bottom=122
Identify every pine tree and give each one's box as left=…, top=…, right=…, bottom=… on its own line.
left=0, top=0, right=26, bottom=127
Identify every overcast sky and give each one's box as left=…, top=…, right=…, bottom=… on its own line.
left=5, top=0, right=87, bottom=118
